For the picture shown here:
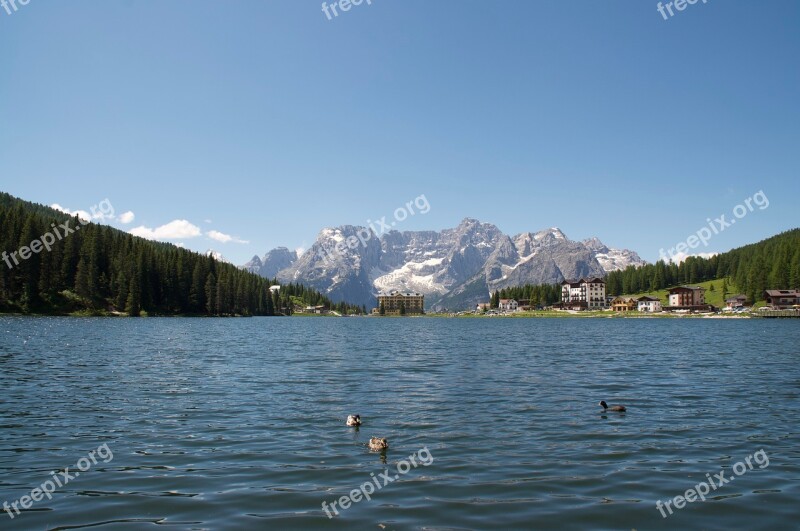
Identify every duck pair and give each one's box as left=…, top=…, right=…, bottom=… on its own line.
left=346, top=415, right=389, bottom=450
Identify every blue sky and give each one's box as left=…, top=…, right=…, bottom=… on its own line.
left=1, top=0, right=798, bottom=264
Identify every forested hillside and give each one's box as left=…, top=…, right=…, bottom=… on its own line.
left=0, top=192, right=363, bottom=316
left=605, top=229, right=800, bottom=302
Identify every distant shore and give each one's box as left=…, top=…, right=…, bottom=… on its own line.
left=426, top=310, right=754, bottom=319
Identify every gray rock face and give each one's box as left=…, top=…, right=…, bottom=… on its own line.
left=581, top=237, right=647, bottom=272
left=243, top=219, right=646, bottom=310
left=242, top=247, right=298, bottom=279
left=277, top=226, right=382, bottom=308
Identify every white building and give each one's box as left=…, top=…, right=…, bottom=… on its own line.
left=498, top=299, right=519, bottom=312
left=560, top=277, right=607, bottom=310
left=637, top=296, right=662, bottom=312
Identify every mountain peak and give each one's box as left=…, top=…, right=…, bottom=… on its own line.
left=527, top=227, right=568, bottom=242
left=581, top=237, right=607, bottom=252
left=242, top=247, right=299, bottom=278
left=206, top=249, right=229, bottom=263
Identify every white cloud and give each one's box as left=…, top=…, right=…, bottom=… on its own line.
left=668, top=252, right=719, bottom=264
left=295, top=246, right=306, bottom=257
left=207, top=230, right=249, bottom=244
left=51, top=201, right=116, bottom=223
left=51, top=203, right=92, bottom=222
left=129, top=219, right=202, bottom=241
left=119, top=211, right=135, bottom=224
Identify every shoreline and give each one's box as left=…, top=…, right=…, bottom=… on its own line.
left=0, top=311, right=762, bottom=319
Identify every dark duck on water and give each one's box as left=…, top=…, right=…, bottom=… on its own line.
left=599, top=400, right=626, bottom=412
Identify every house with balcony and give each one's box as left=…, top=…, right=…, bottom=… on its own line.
left=514, top=299, right=535, bottom=311
left=763, top=289, right=800, bottom=309
left=559, top=277, right=607, bottom=310
left=637, top=295, right=663, bottom=312
left=611, top=296, right=637, bottom=312
left=725, top=294, right=748, bottom=310
left=498, top=299, right=519, bottom=312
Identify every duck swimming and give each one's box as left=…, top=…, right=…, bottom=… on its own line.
left=599, top=400, right=626, bottom=412
left=368, top=437, right=389, bottom=451
left=346, top=414, right=362, bottom=427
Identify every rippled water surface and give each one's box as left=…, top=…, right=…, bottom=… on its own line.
left=1, top=316, right=798, bottom=530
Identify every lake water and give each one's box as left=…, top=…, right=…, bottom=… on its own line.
left=0, top=316, right=798, bottom=530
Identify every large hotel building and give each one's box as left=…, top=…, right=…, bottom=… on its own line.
left=374, top=291, right=425, bottom=315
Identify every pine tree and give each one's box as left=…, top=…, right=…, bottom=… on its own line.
left=768, top=250, right=789, bottom=288
left=115, top=269, right=128, bottom=310
left=126, top=272, right=141, bottom=317
left=17, top=216, right=42, bottom=311
left=264, top=286, right=274, bottom=316
left=273, top=289, right=281, bottom=315
left=189, top=261, right=206, bottom=313
left=205, top=272, right=217, bottom=315
left=790, top=250, right=800, bottom=289
left=75, top=257, right=90, bottom=301
left=85, top=231, right=102, bottom=302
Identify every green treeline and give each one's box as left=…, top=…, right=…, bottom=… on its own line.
left=606, top=229, right=800, bottom=301
left=0, top=192, right=363, bottom=316
left=490, top=283, right=562, bottom=308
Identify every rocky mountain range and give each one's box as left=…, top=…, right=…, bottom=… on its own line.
left=242, top=247, right=298, bottom=279
left=241, top=219, right=646, bottom=310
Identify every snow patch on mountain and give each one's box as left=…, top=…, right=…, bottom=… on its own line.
left=372, top=257, right=448, bottom=295
left=582, top=237, right=647, bottom=271
left=206, top=249, right=230, bottom=263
